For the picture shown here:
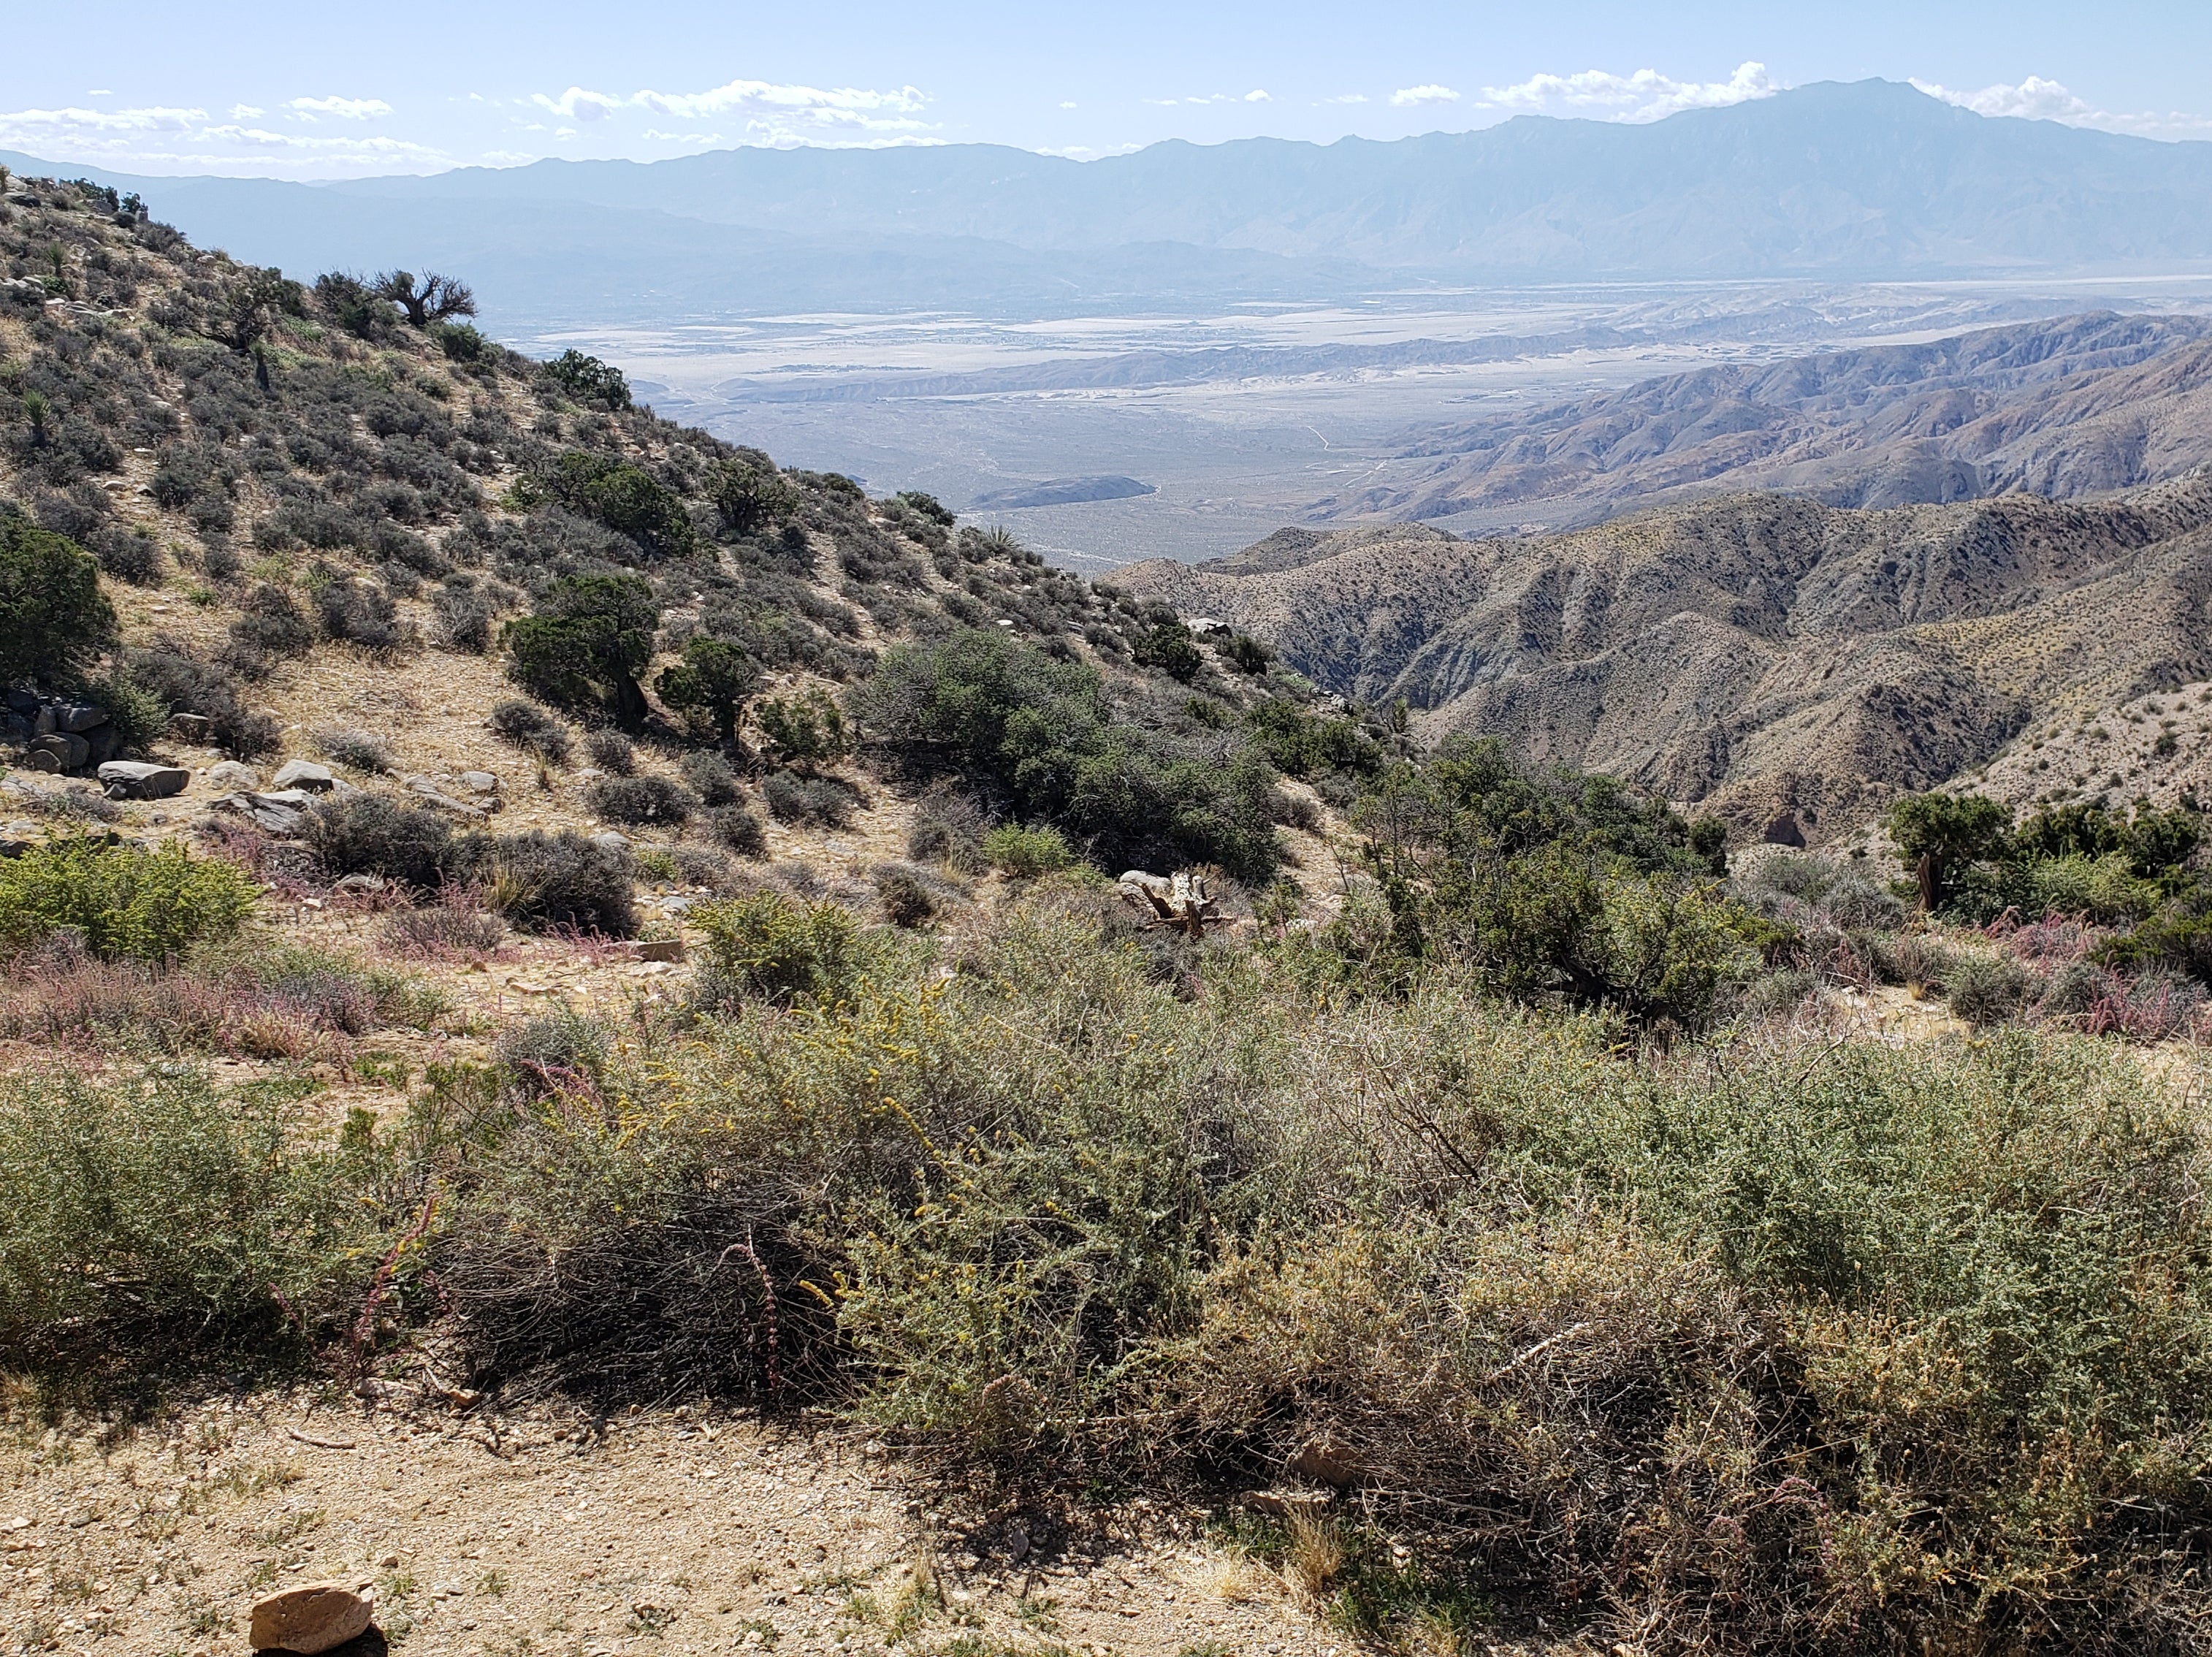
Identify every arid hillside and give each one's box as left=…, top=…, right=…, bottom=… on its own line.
left=1121, top=476, right=2212, bottom=834
left=1324, top=311, right=2212, bottom=527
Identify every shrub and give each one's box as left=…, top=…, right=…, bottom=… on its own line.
left=874, top=866, right=937, bottom=928
left=0, top=517, right=114, bottom=683
left=123, top=647, right=280, bottom=758
left=503, top=574, right=659, bottom=729
left=433, top=321, right=489, bottom=362
left=494, top=1007, right=610, bottom=1100
left=487, top=697, right=571, bottom=764
left=83, top=668, right=170, bottom=753
left=229, top=582, right=316, bottom=661
left=668, top=845, right=732, bottom=889
left=1132, top=620, right=1202, bottom=681
left=1948, top=951, right=2033, bottom=1026
left=907, top=785, right=988, bottom=873
left=542, top=349, right=630, bottom=410
left=433, top=582, right=497, bottom=652
left=853, top=628, right=1282, bottom=882
left=1886, top=791, right=2011, bottom=910
left=588, top=774, right=696, bottom=826
left=448, top=829, right=638, bottom=937
left=89, top=525, right=162, bottom=585
left=752, top=688, right=847, bottom=766
left=0, top=1066, right=381, bottom=1375
left=0, top=836, right=258, bottom=964
left=679, top=750, right=742, bottom=807
left=761, top=770, right=853, bottom=828
left=691, top=892, right=857, bottom=1007
left=710, top=459, right=799, bottom=535
left=304, top=795, right=453, bottom=889
left=313, top=725, right=393, bottom=774
left=310, top=574, right=411, bottom=653
left=656, top=637, right=758, bottom=742
left=532, top=451, right=695, bottom=559
left=584, top=728, right=636, bottom=775
left=983, top=823, right=1072, bottom=877
left=380, top=899, right=505, bottom=962
left=706, top=804, right=767, bottom=858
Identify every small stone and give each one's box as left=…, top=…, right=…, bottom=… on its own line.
left=590, top=830, right=630, bottom=853
left=98, top=761, right=190, bottom=801
left=272, top=760, right=338, bottom=793
left=375, top=1553, right=400, bottom=1569
left=460, top=770, right=499, bottom=794
left=207, top=760, right=262, bottom=791
left=248, top=1581, right=373, bottom=1653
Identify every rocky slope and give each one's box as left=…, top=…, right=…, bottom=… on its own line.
left=1324, top=311, right=2212, bottom=527
left=1120, top=477, right=2212, bottom=834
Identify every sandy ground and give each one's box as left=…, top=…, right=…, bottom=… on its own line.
left=0, top=1393, right=1352, bottom=1657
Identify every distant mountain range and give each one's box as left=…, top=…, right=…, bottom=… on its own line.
left=1118, top=476, right=2212, bottom=834
left=10, top=79, right=2212, bottom=323
left=1326, top=311, right=2212, bottom=525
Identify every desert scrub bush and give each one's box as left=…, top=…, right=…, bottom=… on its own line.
left=487, top=697, right=572, bottom=765
left=447, top=829, right=637, bottom=937
left=873, top=866, right=937, bottom=928
left=760, top=770, right=853, bottom=828
left=907, top=784, right=989, bottom=873
left=494, top=1007, right=612, bottom=1100
left=0, top=514, right=115, bottom=682
left=304, top=794, right=451, bottom=889
left=380, top=894, right=506, bottom=962
left=706, top=804, right=767, bottom=858
left=1947, top=950, right=2033, bottom=1026
left=0, top=1065, right=385, bottom=1378
left=0, top=836, right=257, bottom=964
left=584, top=728, right=636, bottom=775
left=679, top=750, right=743, bottom=806
left=983, top=824, right=1072, bottom=878
left=588, top=773, right=695, bottom=826
left=311, top=725, right=392, bottom=774
left=690, top=892, right=858, bottom=1007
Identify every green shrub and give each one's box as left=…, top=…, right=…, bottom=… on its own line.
left=691, top=892, right=858, bottom=1007
left=584, top=728, right=636, bottom=776
left=680, top=750, right=742, bottom=806
left=487, top=697, right=571, bottom=764
left=528, top=450, right=695, bottom=560
left=494, top=1007, right=611, bottom=1099
left=448, top=828, right=637, bottom=937
left=710, top=459, right=799, bottom=535
left=304, top=795, right=451, bottom=889
left=1132, top=620, right=1202, bottom=681
left=0, top=517, right=114, bottom=684
left=1948, top=951, right=2033, bottom=1026
left=432, top=321, right=489, bottom=362
left=0, top=1066, right=383, bottom=1376
left=0, top=836, right=258, bottom=964
left=657, top=637, right=758, bottom=742
left=542, top=349, right=630, bottom=410
left=983, top=823, right=1072, bottom=878
left=503, top=574, right=659, bottom=729
left=752, top=688, right=847, bottom=766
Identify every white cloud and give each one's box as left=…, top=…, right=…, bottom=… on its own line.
left=528, top=76, right=932, bottom=144
left=1060, top=101, right=1078, bottom=110
left=1391, top=85, right=1460, bottom=107
left=1244, top=90, right=1270, bottom=103
left=1320, top=94, right=1369, bottom=105
left=1909, top=75, right=2212, bottom=139
left=0, top=100, right=449, bottom=177
left=231, top=104, right=264, bottom=119
left=1479, top=61, right=1775, bottom=122
left=86, top=89, right=112, bottom=97
left=286, top=95, right=394, bottom=121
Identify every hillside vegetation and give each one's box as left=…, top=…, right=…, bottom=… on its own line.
left=6, top=170, right=2212, bottom=1657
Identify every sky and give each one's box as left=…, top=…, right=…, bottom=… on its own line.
left=5, top=0, right=2212, bottom=179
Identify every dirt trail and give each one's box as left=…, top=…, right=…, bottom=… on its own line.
left=1, top=1393, right=1340, bottom=1657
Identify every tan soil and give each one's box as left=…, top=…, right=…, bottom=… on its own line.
left=0, top=1393, right=1362, bottom=1657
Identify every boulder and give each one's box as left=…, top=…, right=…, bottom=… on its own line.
left=52, top=702, right=107, bottom=735
left=99, top=761, right=190, bottom=801
left=214, top=788, right=316, bottom=834
left=589, top=830, right=630, bottom=854
left=28, top=732, right=88, bottom=772
left=248, top=1580, right=375, bottom=1654
left=459, top=770, right=499, bottom=795
left=3, top=689, right=35, bottom=717
left=206, top=760, right=261, bottom=792
left=81, top=724, right=121, bottom=766
left=271, top=760, right=338, bottom=793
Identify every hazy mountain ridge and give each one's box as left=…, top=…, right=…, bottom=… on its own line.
left=1118, top=476, right=2212, bottom=833
left=1327, top=311, right=2212, bottom=525
left=14, top=79, right=2212, bottom=324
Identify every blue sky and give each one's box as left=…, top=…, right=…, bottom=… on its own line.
left=7, top=0, right=2212, bottom=178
